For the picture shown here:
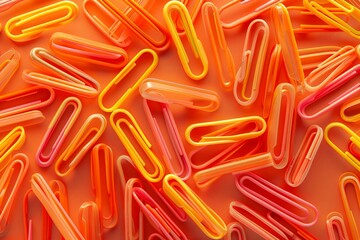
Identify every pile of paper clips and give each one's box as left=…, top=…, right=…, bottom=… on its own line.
left=0, top=0, right=360, bottom=239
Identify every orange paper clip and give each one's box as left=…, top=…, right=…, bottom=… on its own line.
left=0, top=48, right=20, bottom=93
left=98, top=48, right=158, bottom=112
left=0, top=126, right=25, bottom=171
left=163, top=1, right=208, bottom=80
left=5, top=1, right=78, bottom=42
left=78, top=201, right=102, bottom=240
left=224, top=222, right=246, bottom=240
left=326, top=212, right=350, bottom=240
left=341, top=97, right=360, bottom=122
left=55, top=113, right=107, bottom=177
left=49, top=32, right=128, bottom=68
left=0, top=110, right=44, bottom=133
left=234, top=19, right=269, bottom=106
left=0, top=0, right=23, bottom=12
left=299, top=46, right=343, bottom=71
left=90, top=144, right=118, bottom=229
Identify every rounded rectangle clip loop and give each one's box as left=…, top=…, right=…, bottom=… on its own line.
left=224, top=222, right=246, bottom=240
left=326, top=212, right=350, bottom=240
left=0, top=48, right=20, bottom=93
left=78, top=201, right=102, bottom=240
left=0, top=126, right=26, bottom=171
left=341, top=97, right=360, bottom=122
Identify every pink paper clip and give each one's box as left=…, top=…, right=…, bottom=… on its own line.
left=298, top=64, right=360, bottom=119
left=78, top=201, right=102, bottom=240
left=36, top=97, right=82, bottom=168
left=235, top=173, right=319, bottom=227
left=267, top=83, right=296, bottom=169
left=285, top=125, right=323, bottom=187
left=143, top=99, right=191, bottom=180
left=0, top=110, right=44, bottom=133
left=341, top=97, right=360, bottom=122
left=224, top=222, right=246, bottom=240
left=0, top=48, right=20, bottom=93
left=0, top=126, right=25, bottom=171
left=326, top=212, right=350, bottom=240
left=0, top=0, right=23, bottom=12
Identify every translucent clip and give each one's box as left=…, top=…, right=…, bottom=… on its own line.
left=0, top=153, right=29, bottom=235
left=124, top=178, right=143, bottom=240
left=139, top=78, right=220, bottom=112
left=49, top=32, right=128, bottom=68
left=0, top=48, right=20, bottom=93
left=299, top=46, right=343, bottom=71
left=235, top=173, right=319, bottom=227
left=185, top=116, right=266, bottom=146
left=267, top=83, right=296, bottom=169
left=78, top=201, right=102, bottom=240
left=5, top=1, right=78, bottom=42
left=234, top=19, right=269, bottom=106
left=36, top=97, right=82, bottom=168
left=326, top=212, right=350, bottom=240
left=31, top=173, right=85, bottom=240
left=90, top=143, right=118, bottom=229
left=55, top=114, right=107, bottom=177
left=163, top=1, right=208, bottom=80
left=24, top=47, right=100, bottom=98
left=298, top=64, right=360, bottom=119
left=0, top=110, right=44, bottom=133
left=339, top=172, right=360, bottom=239
left=98, top=48, right=158, bottom=112
left=110, top=109, right=164, bottom=182
left=341, top=97, right=360, bottom=122
left=143, top=99, right=191, bottom=180
left=219, top=0, right=283, bottom=29
left=271, top=3, right=305, bottom=92
left=224, top=222, right=246, bottom=240
left=0, top=126, right=25, bottom=171
left=202, top=2, right=235, bottom=89
left=285, top=125, right=323, bottom=187
left=303, top=0, right=360, bottom=38
left=163, top=174, right=227, bottom=239
left=0, top=0, right=23, bottom=12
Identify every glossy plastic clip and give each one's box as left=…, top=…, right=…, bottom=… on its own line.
left=300, top=46, right=342, bottom=71
left=0, top=111, right=44, bottom=133
left=341, top=97, right=360, bottom=122
left=0, top=126, right=25, bottom=171
left=224, top=222, right=246, bottom=240
left=78, top=201, right=102, bottom=240
left=326, top=212, right=350, bottom=240
left=0, top=48, right=20, bottom=93
left=0, top=0, right=23, bottom=12
left=124, top=178, right=143, bottom=240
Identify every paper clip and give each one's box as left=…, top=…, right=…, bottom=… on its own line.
left=235, top=173, right=319, bottom=227
left=0, top=126, right=25, bottom=171
left=24, top=189, right=41, bottom=240
left=267, top=83, right=296, bottom=169
left=285, top=125, right=323, bottom=187
left=143, top=99, right=191, bottom=180
left=298, top=64, right=360, bottom=119
left=163, top=1, right=208, bottom=80
left=185, top=116, right=266, bottom=146
left=5, top=1, right=78, bottom=42
left=219, top=0, right=283, bottom=29
left=91, top=144, right=118, bottom=229
left=271, top=3, right=305, bottom=92
left=339, top=172, right=360, bottom=239
left=110, top=109, right=164, bottom=182
left=326, top=212, right=350, bottom=240
left=0, top=48, right=20, bottom=93
left=36, top=97, right=82, bottom=168
left=303, top=0, right=360, bottom=38
left=224, top=222, right=246, bottom=240
left=0, top=86, right=55, bottom=119
left=0, top=0, right=23, bottom=12
left=202, top=2, right=235, bottom=89
left=299, top=46, right=343, bottom=71
left=0, top=153, right=28, bottom=235
left=148, top=233, right=166, bottom=240
left=139, top=78, right=220, bottom=112
left=78, top=201, right=102, bottom=240
left=49, top=32, right=128, bottom=68
left=163, top=174, right=227, bottom=239
left=55, top=114, right=107, bottom=177
left=175, top=0, right=204, bottom=33
left=234, top=19, right=269, bottom=106
left=0, top=111, right=44, bottom=133
left=98, top=48, right=158, bottom=112
left=24, top=47, right=100, bottom=98
left=341, top=97, right=360, bottom=122
left=124, top=178, right=143, bottom=240
left=31, top=173, right=85, bottom=240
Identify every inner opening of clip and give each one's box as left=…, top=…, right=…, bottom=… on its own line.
left=1, top=160, right=23, bottom=206
left=330, top=220, right=346, bottom=240
left=343, top=100, right=360, bottom=119
left=271, top=94, right=289, bottom=160
left=24, top=191, right=44, bottom=240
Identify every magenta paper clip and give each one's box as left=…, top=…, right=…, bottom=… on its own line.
left=326, top=212, right=350, bottom=240
left=0, top=0, right=23, bottom=12
left=224, top=222, right=246, bottom=240
left=235, top=173, right=318, bottom=227
left=36, top=97, right=82, bottom=168
left=0, top=110, right=44, bottom=133
left=0, top=48, right=20, bottom=93
left=285, top=125, right=323, bottom=187
left=78, top=201, right=102, bottom=240
left=0, top=126, right=25, bottom=171
left=298, top=64, right=360, bottom=120
left=143, top=99, right=191, bottom=180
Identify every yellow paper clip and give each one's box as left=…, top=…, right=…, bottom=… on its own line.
left=325, top=122, right=360, bottom=171
left=0, top=126, right=25, bottom=171
left=55, top=114, right=107, bottom=177
left=176, top=0, right=204, bottom=33
left=326, top=212, right=350, bottom=240
left=304, top=0, right=360, bottom=38
left=163, top=174, right=227, bottom=239
left=341, top=97, right=360, bottom=122
left=98, top=48, right=158, bottom=112
left=163, top=1, right=208, bottom=80
left=339, top=172, right=360, bottom=239
left=110, top=109, right=164, bottom=182
left=0, top=48, right=20, bottom=93
left=185, top=116, right=266, bottom=146
left=5, top=1, right=78, bottom=42
left=234, top=19, right=269, bottom=106
left=78, top=201, right=102, bottom=240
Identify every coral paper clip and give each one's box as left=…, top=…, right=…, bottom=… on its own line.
left=339, top=172, right=360, bottom=239
left=36, top=97, right=82, bottom=168
left=235, top=173, right=319, bottom=227
left=49, top=32, right=128, bottom=68
left=124, top=178, right=143, bottom=240
left=185, top=116, right=266, bottom=146
left=326, top=212, right=350, bottom=240
left=234, top=19, right=269, bottom=106
left=0, top=126, right=25, bottom=171
left=0, top=110, right=44, bottom=133
left=110, top=109, right=164, bottom=182
left=163, top=174, right=227, bottom=239
left=0, top=0, right=22, bottom=12
left=224, top=222, right=246, bottom=240
left=139, top=78, right=220, bottom=112
left=78, top=201, right=102, bottom=240
left=5, top=1, right=78, bottom=42
left=0, top=48, right=20, bottom=93
left=55, top=114, right=107, bottom=177
left=163, top=1, right=208, bottom=80
left=341, top=97, right=360, bottom=122
left=98, top=48, right=158, bottom=112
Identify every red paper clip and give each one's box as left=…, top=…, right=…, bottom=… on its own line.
left=78, top=201, right=102, bottom=240
left=0, top=0, right=23, bottom=12
left=0, top=110, right=44, bottom=133
left=0, top=126, right=25, bottom=171
left=0, top=48, right=20, bottom=93
left=341, top=97, right=360, bottom=122
left=326, top=212, right=350, bottom=240
left=224, top=222, right=246, bottom=240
